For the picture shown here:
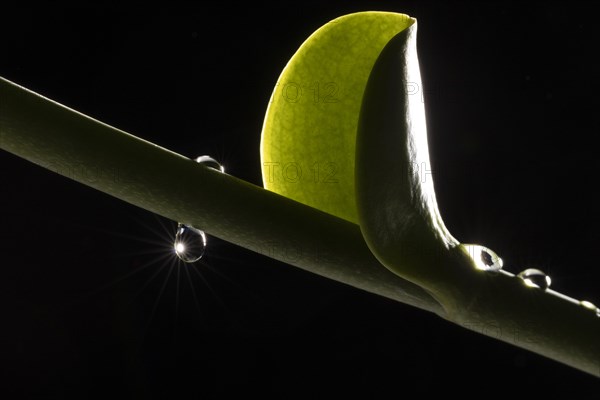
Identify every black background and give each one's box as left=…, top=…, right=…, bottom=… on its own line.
left=1, top=1, right=599, bottom=398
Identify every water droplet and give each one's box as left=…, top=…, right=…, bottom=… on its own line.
left=174, top=223, right=206, bottom=263
left=196, top=155, right=225, bottom=173
left=517, top=268, right=551, bottom=290
left=462, top=244, right=503, bottom=272
left=580, top=300, right=597, bottom=311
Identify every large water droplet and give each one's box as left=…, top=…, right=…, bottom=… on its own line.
left=462, top=244, right=503, bottom=272
left=517, top=268, right=551, bottom=290
left=196, top=155, right=225, bottom=173
left=174, top=223, right=206, bottom=263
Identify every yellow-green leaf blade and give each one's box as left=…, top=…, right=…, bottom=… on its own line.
left=260, top=11, right=414, bottom=223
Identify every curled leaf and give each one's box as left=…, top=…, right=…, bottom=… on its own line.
left=355, top=23, right=458, bottom=289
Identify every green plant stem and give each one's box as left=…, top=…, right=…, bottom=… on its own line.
left=1, top=76, right=598, bottom=378
left=0, top=76, right=442, bottom=316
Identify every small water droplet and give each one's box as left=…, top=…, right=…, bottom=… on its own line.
left=462, top=244, right=503, bottom=272
left=580, top=300, right=597, bottom=311
left=196, top=155, right=225, bottom=173
left=174, top=223, right=206, bottom=263
left=517, top=268, right=551, bottom=290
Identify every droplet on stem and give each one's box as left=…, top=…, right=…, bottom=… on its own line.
left=462, top=244, right=503, bottom=272
left=196, top=155, right=225, bottom=173
left=174, top=223, right=206, bottom=263
left=580, top=300, right=597, bottom=312
left=517, top=268, right=551, bottom=290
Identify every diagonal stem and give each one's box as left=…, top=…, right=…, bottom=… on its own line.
left=1, top=76, right=599, bottom=378
left=0, top=76, right=443, bottom=316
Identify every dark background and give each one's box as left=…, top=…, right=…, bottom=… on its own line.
left=1, top=1, right=598, bottom=398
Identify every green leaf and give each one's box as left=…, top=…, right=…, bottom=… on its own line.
left=260, top=11, right=453, bottom=292
left=261, top=12, right=414, bottom=223
left=260, top=12, right=600, bottom=376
